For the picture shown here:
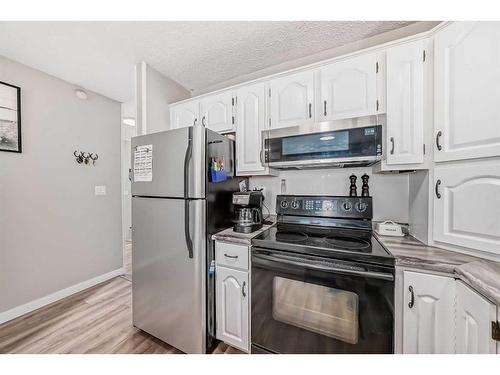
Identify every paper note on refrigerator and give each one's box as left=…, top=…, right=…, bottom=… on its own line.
left=133, top=144, right=153, bottom=182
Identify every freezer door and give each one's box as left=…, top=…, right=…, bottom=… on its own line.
left=132, top=196, right=206, bottom=353
left=131, top=126, right=205, bottom=198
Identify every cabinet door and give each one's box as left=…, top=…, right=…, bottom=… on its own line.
left=170, top=101, right=199, bottom=129
left=269, top=70, right=314, bottom=129
left=403, top=271, right=455, bottom=353
left=386, top=40, right=425, bottom=164
left=236, top=83, right=267, bottom=175
left=200, top=91, right=234, bottom=133
left=456, top=281, right=497, bottom=354
left=216, top=266, right=249, bottom=352
left=433, top=159, right=500, bottom=256
left=319, top=52, right=380, bottom=121
left=434, top=22, right=500, bottom=162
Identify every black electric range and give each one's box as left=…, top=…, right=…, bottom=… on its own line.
left=250, top=195, right=395, bottom=354
left=252, top=195, right=394, bottom=266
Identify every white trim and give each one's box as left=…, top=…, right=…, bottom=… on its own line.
left=0, top=268, right=125, bottom=325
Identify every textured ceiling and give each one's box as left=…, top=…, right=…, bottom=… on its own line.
left=0, top=21, right=416, bottom=102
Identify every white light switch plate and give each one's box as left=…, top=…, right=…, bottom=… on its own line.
left=95, top=185, right=107, bottom=196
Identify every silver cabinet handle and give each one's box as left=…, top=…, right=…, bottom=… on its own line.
left=308, top=103, right=312, bottom=118
left=436, top=131, right=442, bottom=151
left=224, top=253, right=238, bottom=259
left=390, top=137, right=395, bottom=155
left=242, top=281, right=247, bottom=297
left=202, top=116, right=206, bottom=127
left=323, top=100, right=327, bottom=116
left=408, top=286, right=415, bottom=308
left=435, top=179, right=441, bottom=199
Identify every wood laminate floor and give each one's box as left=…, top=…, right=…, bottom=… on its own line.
left=0, top=277, right=242, bottom=354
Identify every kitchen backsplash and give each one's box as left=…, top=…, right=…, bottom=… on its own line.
left=249, top=168, right=409, bottom=223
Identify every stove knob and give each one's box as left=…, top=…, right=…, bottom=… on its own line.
left=342, top=201, right=352, bottom=211
left=280, top=200, right=289, bottom=209
left=291, top=201, right=299, bottom=209
left=356, top=202, right=367, bottom=212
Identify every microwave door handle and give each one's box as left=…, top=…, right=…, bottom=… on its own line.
left=184, top=127, right=194, bottom=259
left=252, top=253, right=394, bottom=281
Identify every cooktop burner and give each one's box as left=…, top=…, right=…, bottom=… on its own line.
left=252, top=226, right=394, bottom=266
left=276, top=231, right=308, bottom=242
left=324, top=236, right=371, bottom=250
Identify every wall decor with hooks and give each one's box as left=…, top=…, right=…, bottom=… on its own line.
left=74, top=150, right=99, bottom=166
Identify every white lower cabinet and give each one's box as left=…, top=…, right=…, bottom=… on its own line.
left=402, top=270, right=498, bottom=354
left=403, top=271, right=456, bottom=353
left=215, top=242, right=250, bottom=352
left=456, top=281, right=497, bottom=354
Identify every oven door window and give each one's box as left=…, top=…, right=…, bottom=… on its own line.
left=272, top=277, right=359, bottom=344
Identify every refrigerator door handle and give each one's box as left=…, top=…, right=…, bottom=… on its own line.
left=184, top=200, right=193, bottom=258
left=184, top=127, right=194, bottom=259
left=184, top=127, right=193, bottom=199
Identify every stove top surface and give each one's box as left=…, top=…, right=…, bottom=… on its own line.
left=252, top=224, right=394, bottom=266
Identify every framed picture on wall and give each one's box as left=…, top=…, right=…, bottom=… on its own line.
left=0, top=81, right=22, bottom=153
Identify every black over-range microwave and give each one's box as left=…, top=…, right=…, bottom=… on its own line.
left=264, top=125, right=382, bottom=169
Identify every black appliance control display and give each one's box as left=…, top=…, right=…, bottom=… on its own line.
left=277, top=195, right=372, bottom=220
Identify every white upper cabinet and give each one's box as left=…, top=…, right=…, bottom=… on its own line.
left=433, top=158, right=500, bottom=256
left=456, top=281, right=497, bottom=354
left=319, top=52, right=382, bottom=121
left=403, top=271, right=456, bottom=354
left=200, top=91, right=234, bottom=133
left=235, top=83, right=268, bottom=175
left=386, top=40, right=425, bottom=165
left=170, top=100, right=199, bottom=129
left=269, top=70, right=315, bottom=129
left=434, top=22, right=500, bottom=162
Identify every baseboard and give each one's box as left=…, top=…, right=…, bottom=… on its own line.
left=0, top=267, right=125, bottom=325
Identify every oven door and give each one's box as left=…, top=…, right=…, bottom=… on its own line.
left=251, top=248, right=394, bottom=354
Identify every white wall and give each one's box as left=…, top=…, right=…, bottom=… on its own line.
left=135, top=61, right=190, bottom=135
left=250, top=168, right=409, bottom=223
left=0, top=55, right=122, bottom=315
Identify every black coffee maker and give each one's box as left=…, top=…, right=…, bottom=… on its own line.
left=232, top=191, right=264, bottom=233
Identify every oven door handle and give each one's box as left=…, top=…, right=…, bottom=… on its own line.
left=252, top=253, right=394, bottom=281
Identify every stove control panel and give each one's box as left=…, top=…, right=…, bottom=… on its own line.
left=276, top=195, right=372, bottom=219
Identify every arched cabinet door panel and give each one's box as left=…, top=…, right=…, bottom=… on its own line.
left=200, top=91, right=234, bottom=133
left=319, top=52, right=382, bottom=121
left=434, top=21, right=500, bottom=162
left=269, top=70, right=315, bottom=129
left=386, top=39, right=425, bottom=165
left=170, top=100, right=200, bottom=129
left=456, top=281, right=497, bottom=354
left=433, top=158, right=500, bottom=256
left=403, top=271, right=455, bottom=354
left=215, top=266, right=249, bottom=352
left=236, top=83, right=268, bottom=175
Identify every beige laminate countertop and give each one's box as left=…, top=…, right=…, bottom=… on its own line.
left=213, top=223, right=500, bottom=305
left=375, top=233, right=500, bottom=305
left=212, top=223, right=274, bottom=246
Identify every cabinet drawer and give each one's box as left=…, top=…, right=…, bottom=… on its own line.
left=215, top=242, right=249, bottom=271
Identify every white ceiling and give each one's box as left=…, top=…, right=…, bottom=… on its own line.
left=0, top=21, right=416, bottom=102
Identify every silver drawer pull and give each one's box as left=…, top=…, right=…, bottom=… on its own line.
left=224, top=253, right=238, bottom=259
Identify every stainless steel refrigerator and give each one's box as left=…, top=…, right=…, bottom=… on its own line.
left=131, top=125, right=244, bottom=354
